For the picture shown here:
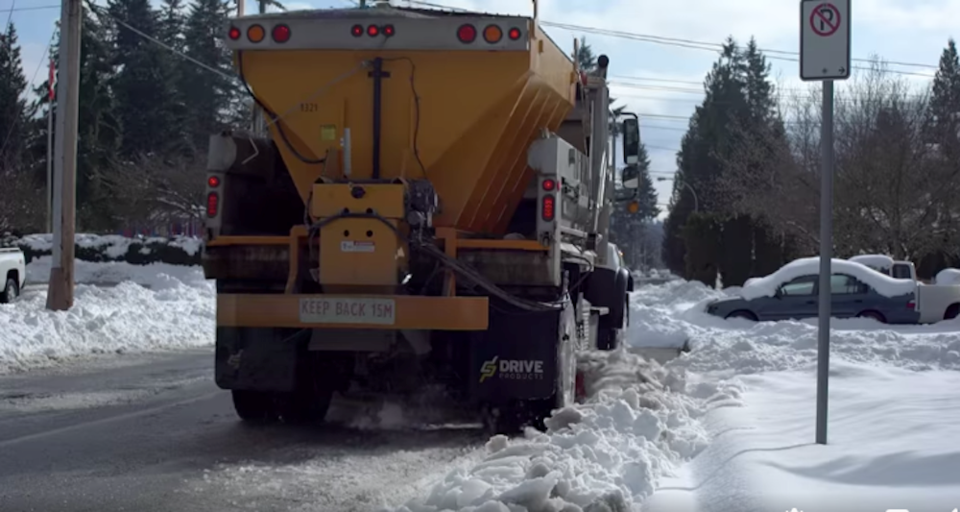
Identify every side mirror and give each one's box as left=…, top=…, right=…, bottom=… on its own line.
left=621, top=165, right=640, bottom=190
left=774, top=288, right=783, bottom=298
left=622, top=116, right=640, bottom=165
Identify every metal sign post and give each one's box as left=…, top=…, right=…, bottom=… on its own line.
left=800, top=0, right=851, bottom=446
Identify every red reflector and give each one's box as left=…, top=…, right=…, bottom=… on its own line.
left=508, top=27, right=522, bottom=40
left=542, top=178, right=556, bottom=191
left=367, top=24, right=379, bottom=36
left=351, top=24, right=363, bottom=37
left=207, top=175, right=221, bottom=188
left=908, top=300, right=916, bottom=310
left=542, top=195, right=555, bottom=222
left=272, top=24, right=291, bottom=43
left=206, top=192, right=219, bottom=218
left=228, top=27, right=241, bottom=40
left=457, top=24, right=476, bottom=43
left=383, top=24, right=395, bottom=36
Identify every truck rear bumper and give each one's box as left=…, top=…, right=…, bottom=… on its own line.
left=217, top=293, right=489, bottom=330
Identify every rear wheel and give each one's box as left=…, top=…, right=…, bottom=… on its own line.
left=857, top=310, right=886, bottom=323
left=725, top=310, right=757, bottom=321
left=1, top=277, right=18, bottom=304
left=944, top=304, right=959, bottom=320
left=231, top=390, right=276, bottom=422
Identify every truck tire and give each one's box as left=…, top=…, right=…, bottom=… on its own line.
left=1, top=276, right=18, bottom=304
left=232, top=390, right=276, bottom=422
left=275, top=387, right=333, bottom=424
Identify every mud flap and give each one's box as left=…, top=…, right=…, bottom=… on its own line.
left=215, top=327, right=304, bottom=392
left=469, top=299, right=577, bottom=407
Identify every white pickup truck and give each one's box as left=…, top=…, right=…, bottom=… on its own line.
left=850, top=254, right=960, bottom=323
left=0, top=246, right=25, bottom=303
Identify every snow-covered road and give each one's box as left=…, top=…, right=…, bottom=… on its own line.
left=1, top=262, right=959, bottom=511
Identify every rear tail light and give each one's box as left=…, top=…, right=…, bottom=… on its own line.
left=908, top=300, right=916, bottom=310
left=351, top=24, right=363, bottom=37
left=508, top=27, right=522, bottom=40
left=541, top=178, right=556, bottom=191
left=367, top=24, right=379, bottom=37
left=228, top=26, right=241, bottom=40
left=457, top=24, right=477, bottom=43
left=383, top=24, right=395, bottom=37
left=483, top=24, right=502, bottom=43
left=541, top=195, right=555, bottom=222
left=207, top=192, right=219, bottom=218
left=272, top=24, right=291, bottom=43
left=207, top=175, right=221, bottom=188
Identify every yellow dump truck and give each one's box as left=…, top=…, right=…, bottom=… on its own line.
left=202, top=3, right=644, bottom=433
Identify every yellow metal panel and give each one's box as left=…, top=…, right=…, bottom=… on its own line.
left=319, top=218, right=400, bottom=286
left=310, top=183, right=406, bottom=219
left=217, top=294, right=490, bottom=330
left=239, top=40, right=575, bottom=236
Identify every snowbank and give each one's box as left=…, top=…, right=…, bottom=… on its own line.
left=646, top=363, right=960, bottom=512
left=386, top=350, right=736, bottom=512
left=0, top=262, right=214, bottom=374
left=739, top=257, right=915, bottom=300
left=25, top=256, right=201, bottom=288
left=935, top=268, right=960, bottom=286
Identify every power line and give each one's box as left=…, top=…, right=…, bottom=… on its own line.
left=0, top=4, right=60, bottom=12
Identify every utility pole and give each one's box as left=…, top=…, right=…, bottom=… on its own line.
left=46, top=58, right=54, bottom=233
left=46, top=0, right=81, bottom=311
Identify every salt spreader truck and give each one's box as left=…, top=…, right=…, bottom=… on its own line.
left=201, top=3, right=645, bottom=432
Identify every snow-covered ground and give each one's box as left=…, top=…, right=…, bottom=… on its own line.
left=0, top=258, right=213, bottom=374
left=380, top=278, right=960, bottom=512
left=3, top=258, right=959, bottom=511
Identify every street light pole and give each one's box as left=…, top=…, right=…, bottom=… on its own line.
left=657, top=176, right=698, bottom=212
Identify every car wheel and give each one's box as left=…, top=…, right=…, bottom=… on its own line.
left=944, top=304, right=960, bottom=320
left=857, top=310, right=886, bottom=323
left=1, top=277, right=18, bottom=304
left=725, top=310, right=757, bottom=321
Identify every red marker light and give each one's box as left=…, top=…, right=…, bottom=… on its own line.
left=272, top=24, right=291, bottom=43
left=541, top=195, right=555, bottom=221
left=207, top=193, right=219, bottom=218
left=508, top=27, right=521, bottom=40
left=383, top=24, right=395, bottom=37
left=228, top=26, right=241, bottom=40
left=367, top=24, right=379, bottom=37
left=542, top=178, right=556, bottom=191
left=457, top=24, right=476, bottom=43
left=207, top=175, right=221, bottom=188
left=351, top=24, right=363, bottom=37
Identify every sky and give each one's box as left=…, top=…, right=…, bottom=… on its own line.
left=5, top=0, right=957, bottom=217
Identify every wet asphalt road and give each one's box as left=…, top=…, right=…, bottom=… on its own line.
left=0, top=351, right=485, bottom=512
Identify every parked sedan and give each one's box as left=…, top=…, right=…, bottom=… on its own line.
left=706, top=264, right=920, bottom=325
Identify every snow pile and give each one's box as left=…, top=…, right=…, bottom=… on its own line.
left=25, top=256, right=202, bottom=288
left=935, top=268, right=960, bottom=286
left=386, top=350, right=737, bottom=512
left=739, top=257, right=916, bottom=300
left=0, top=262, right=214, bottom=373
left=18, top=233, right=202, bottom=258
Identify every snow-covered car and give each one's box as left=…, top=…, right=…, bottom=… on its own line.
left=706, top=257, right=920, bottom=324
left=848, top=254, right=960, bottom=322
left=0, top=246, right=26, bottom=303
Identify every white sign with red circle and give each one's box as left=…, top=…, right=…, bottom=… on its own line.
left=800, top=0, right=851, bottom=81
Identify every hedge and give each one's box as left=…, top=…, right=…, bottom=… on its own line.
left=1, top=233, right=202, bottom=266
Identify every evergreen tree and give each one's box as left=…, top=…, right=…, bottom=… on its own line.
left=0, top=23, right=31, bottom=172
left=929, top=39, right=960, bottom=155
left=30, top=10, right=124, bottom=230
left=181, top=0, right=239, bottom=151
left=107, top=0, right=182, bottom=157
left=157, top=0, right=190, bottom=153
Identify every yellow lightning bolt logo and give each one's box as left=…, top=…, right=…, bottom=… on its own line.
left=479, top=356, right=499, bottom=383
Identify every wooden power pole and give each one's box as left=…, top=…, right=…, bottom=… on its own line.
left=46, top=0, right=82, bottom=311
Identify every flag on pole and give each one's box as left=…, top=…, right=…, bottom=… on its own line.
left=48, top=58, right=55, bottom=100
